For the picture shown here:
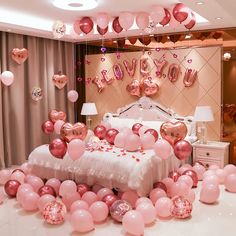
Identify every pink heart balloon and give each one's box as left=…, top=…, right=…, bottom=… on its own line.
left=48, top=109, right=66, bottom=123
left=52, top=73, right=68, bottom=89
left=142, top=78, right=159, bottom=96
left=11, top=48, right=29, bottom=64
left=126, top=79, right=141, bottom=97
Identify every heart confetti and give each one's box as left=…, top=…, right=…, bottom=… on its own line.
left=173, top=54, right=178, bottom=58
left=187, top=59, right=192, bottom=64
left=101, top=57, right=105, bottom=62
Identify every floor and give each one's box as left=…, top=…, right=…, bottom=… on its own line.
left=0, top=183, right=236, bottom=236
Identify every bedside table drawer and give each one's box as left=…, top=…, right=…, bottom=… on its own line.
left=196, top=157, right=221, bottom=168
left=196, top=148, right=224, bottom=159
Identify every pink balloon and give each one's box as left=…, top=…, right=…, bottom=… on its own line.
left=124, top=134, right=141, bottom=152
left=37, top=194, right=55, bottom=212
left=96, top=12, right=109, bottom=29
left=20, top=163, right=31, bottom=175
left=224, top=164, right=236, bottom=176
left=92, top=184, right=103, bottom=194
left=132, top=123, right=143, bottom=136
left=102, top=194, right=119, bottom=207
left=150, top=5, right=165, bottom=23
left=73, top=19, right=82, bottom=35
left=203, top=169, right=216, bottom=179
left=97, top=188, right=114, bottom=200
left=200, top=184, right=220, bottom=204
left=174, top=140, right=192, bottom=161
left=209, top=164, right=220, bottom=170
left=182, top=170, right=198, bottom=188
left=81, top=191, right=98, bottom=206
left=25, top=175, right=44, bottom=192
left=224, top=174, right=236, bottom=192
left=153, top=139, right=172, bottom=160
left=67, top=90, right=78, bottom=102
left=159, top=8, right=171, bottom=26
left=155, top=197, right=173, bottom=218
left=121, top=190, right=139, bottom=208
left=49, top=138, right=67, bottom=159
left=184, top=189, right=195, bottom=203
left=149, top=188, right=167, bottom=204
left=144, top=129, right=159, bottom=142
left=122, top=210, right=144, bottom=236
left=16, top=184, right=34, bottom=203
left=62, top=192, right=81, bottom=209
left=169, top=16, right=180, bottom=29
left=192, top=164, right=205, bottom=180
left=0, top=169, right=11, bottom=185
left=138, top=125, right=149, bottom=136
left=53, top=120, right=65, bottom=135
left=136, top=202, right=156, bottom=225
left=135, top=197, right=153, bottom=208
left=170, top=181, right=189, bottom=198
left=1, top=71, right=14, bottom=86
left=112, top=17, right=123, bottom=33
left=100, top=121, right=111, bottom=130
left=21, top=191, right=40, bottom=211
left=119, top=127, right=133, bottom=135
left=177, top=175, right=193, bottom=189
left=89, top=201, right=109, bottom=222
left=114, top=132, right=126, bottom=148
left=67, top=139, right=86, bottom=161
left=178, top=165, right=192, bottom=175
left=215, top=169, right=226, bottom=184
left=184, top=12, right=196, bottom=30
left=70, top=200, right=89, bottom=213
left=136, top=12, right=149, bottom=30
left=70, top=209, right=94, bottom=233
left=77, top=183, right=90, bottom=196
left=140, top=133, right=155, bottom=150
left=153, top=181, right=167, bottom=192
left=45, top=178, right=61, bottom=195
left=94, top=125, right=106, bottom=139
left=105, top=128, right=119, bottom=145
left=202, top=175, right=220, bottom=187
left=161, top=177, right=174, bottom=196
left=42, top=120, right=54, bottom=134
left=79, top=17, right=94, bottom=34
left=168, top=170, right=180, bottom=182
left=59, top=180, right=77, bottom=197
left=10, top=171, right=25, bottom=184
left=119, top=12, right=134, bottom=30
left=173, top=3, right=190, bottom=23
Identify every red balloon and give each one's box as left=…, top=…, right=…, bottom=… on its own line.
left=182, top=170, right=198, bottom=188
left=153, top=181, right=167, bottom=193
left=79, top=17, right=94, bottom=34
left=112, top=17, right=123, bottom=33
left=4, top=180, right=21, bottom=197
left=139, top=36, right=151, bottom=46
left=38, top=185, right=56, bottom=197
left=132, top=123, right=143, bottom=135
left=77, top=183, right=90, bottom=196
left=49, top=138, right=67, bottom=159
left=159, top=8, right=171, bottom=26
left=97, top=25, right=108, bottom=35
left=184, top=12, right=196, bottom=30
left=42, top=120, right=54, bottom=134
left=94, top=125, right=107, bottom=139
left=174, top=140, right=192, bottom=161
left=105, top=128, right=119, bottom=144
left=173, top=3, right=189, bottom=23
left=102, top=194, right=119, bottom=207
left=144, top=129, right=158, bottom=142
left=168, top=171, right=180, bottom=182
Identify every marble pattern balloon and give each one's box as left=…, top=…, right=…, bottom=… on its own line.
left=31, top=87, right=43, bottom=101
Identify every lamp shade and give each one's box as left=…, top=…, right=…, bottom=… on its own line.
left=194, top=106, right=214, bottom=122
left=81, top=103, right=98, bottom=115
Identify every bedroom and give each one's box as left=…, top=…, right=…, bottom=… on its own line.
left=0, top=0, right=236, bottom=235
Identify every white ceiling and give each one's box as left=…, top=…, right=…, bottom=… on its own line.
left=0, top=0, right=236, bottom=42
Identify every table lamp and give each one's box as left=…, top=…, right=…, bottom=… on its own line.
left=81, top=102, right=98, bottom=129
left=194, top=106, right=214, bottom=144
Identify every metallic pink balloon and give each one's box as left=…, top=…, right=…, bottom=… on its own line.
left=109, top=200, right=132, bottom=222
left=112, top=17, right=123, bottom=33
left=184, top=12, right=196, bottom=30
left=105, top=128, right=119, bottom=144
left=49, top=138, right=67, bottom=159
left=168, top=171, right=180, bottom=182
left=126, top=79, right=141, bottom=97
left=182, top=170, right=198, bottom=188
left=132, top=123, right=143, bottom=136
left=173, top=3, right=189, bottom=23
left=159, top=8, right=171, bottom=26
left=142, top=78, right=159, bottom=97
left=144, top=128, right=159, bottom=142
left=94, top=125, right=107, bottom=139
left=171, top=196, right=192, bottom=219
left=79, top=17, right=94, bottom=34
left=102, top=194, right=119, bottom=208
left=38, top=185, right=56, bottom=197
left=41, top=120, right=54, bottom=134
left=153, top=181, right=167, bottom=193
left=4, top=180, right=21, bottom=197
left=174, top=140, right=192, bottom=161
left=97, top=25, right=108, bottom=35
left=77, top=183, right=91, bottom=196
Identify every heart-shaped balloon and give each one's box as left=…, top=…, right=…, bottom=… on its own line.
left=52, top=74, right=68, bottom=89
left=11, top=48, right=29, bottom=64
left=60, top=122, right=87, bottom=142
left=160, top=121, right=188, bottom=146
left=48, top=109, right=67, bottom=123
left=126, top=79, right=141, bottom=97
left=142, top=78, right=159, bottom=96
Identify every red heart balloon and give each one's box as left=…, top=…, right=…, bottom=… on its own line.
left=160, top=121, right=188, bottom=146
left=126, top=79, right=141, bottom=97
left=11, top=48, right=28, bottom=64
left=142, top=78, right=159, bottom=96
left=52, top=74, right=68, bottom=89
left=48, top=109, right=67, bottom=123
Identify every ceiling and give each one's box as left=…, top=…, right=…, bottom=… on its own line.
left=0, top=0, right=236, bottom=42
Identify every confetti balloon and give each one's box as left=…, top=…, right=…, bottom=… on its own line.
left=43, top=200, right=67, bottom=225
left=31, top=87, right=43, bottom=101
left=171, top=196, right=192, bottom=219
left=52, top=20, right=66, bottom=39
left=110, top=200, right=132, bottom=222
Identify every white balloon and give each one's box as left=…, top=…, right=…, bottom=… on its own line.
left=1, top=71, right=14, bottom=86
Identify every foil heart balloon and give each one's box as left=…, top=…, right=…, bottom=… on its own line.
left=142, top=77, right=159, bottom=96
left=52, top=73, right=68, bottom=89
left=126, top=79, right=141, bottom=97
left=183, top=69, right=197, bottom=87
left=11, top=48, right=29, bottom=64
left=160, top=121, right=188, bottom=146
left=60, top=122, right=88, bottom=142
left=48, top=109, right=67, bottom=123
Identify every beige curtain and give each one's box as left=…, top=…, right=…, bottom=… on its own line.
left=0, top=32, right=75, bottom=168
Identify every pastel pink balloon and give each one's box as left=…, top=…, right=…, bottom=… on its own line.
left=62, top=192, right=81, bottom=209
left=0, top=169, right=11, bottom=185
left=170, top=181, right=189, bottom=198
left=97, top=188, right=114, bottom=200
left=100, top=121, right=111, bottom=130
left=161, top=177, right=174, bottom=196
left=124, top=134, right=141, bottom=152
left=155, top=197, right=173, bottom=218
left=54, top=120, right=65, bottom=135
left=192, top=164, right=205, bottom=180
left=20, top=163, right=31, bottom=175
left=70, top=200, right=89, bottom=213
left=203, top=170, right=216, bottom=179
left=202, top=175, right=220, bottom=187
left=135, top=197, right=153, bottom=208
left=67, top=90, right=78, bottom=102
left=200, top=184, right=220, bottom=204
left=119, top=127, right=133, bottom=136
left=178, top=175, right=193, bottom=189
left=224, top=173, right=236, bottom=192
left=114, top=132, right=126, bottom=148
left=138, top=125, right=149, bottom=136
left=70, top=209, right=94, bottom=233
left=81, top=191, right=98, bottom=206
left=119, top=12, right=134, bottom=30
left=122, top=210, right=144, bottom=236
left=92, top=184, right=103, bottom=194
left=136, top=202, right=156, bottom=225
left=37, top=194, right=55, bottom=212
left=209, top=164, right=220, bottom=170
left=215, top=169, right=226, bottom=184
left=223, top=164, right=236, bottom=176
left=21, top=191, right=40, bottom=211
left=96, top=12, right=109, bottom=29
left=178, top=166, right=192, bottom=175
left=182, top=164, right=193, bottom=169
left=136, top=12, right=149, bottom=30
left=16, top=184, right=34, bottom=203
left=140, top=133, right=155, bottom=150
left=89, top=201, right=109, bottom=222
left=10, top=171, right=25, bottom=184
left=184, top=189, right=195, bottom=203
left=121, top=190, right=139, bottom=208
left=149, top=188, right=167, bottom=204
left=67, top=139, right=86, bottom=161
left=25, top=176, right=44, bottom=192
left=59, top=180, right=77, bottom=197
left=45, top=178, right=61, bottom=196
left=153, top=139, right=172, bottom=160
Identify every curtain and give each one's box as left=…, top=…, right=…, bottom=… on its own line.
left=0, top=32, right=75, bottom=168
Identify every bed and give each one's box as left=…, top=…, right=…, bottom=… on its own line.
left=28, top=96, right=197, bottom=196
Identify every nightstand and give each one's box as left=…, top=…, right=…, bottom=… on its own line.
left=192, top=141, right=230, bottom=168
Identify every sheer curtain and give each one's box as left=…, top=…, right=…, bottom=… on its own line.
left=0, top=32, right=75, bottom=168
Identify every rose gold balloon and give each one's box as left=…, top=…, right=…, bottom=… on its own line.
left=38, top=185, right=56, bottom=197
left=79, top=17, right=94, bottom=34
left=105, top=128, right=119, bottom=144
left=153, top=181, right=167, bottom=193
left=144, top=128, right=159, bottom=142
left=4, top=180, right=21, bottom=197
left=52, top=74, right=69, bottom=89
left=153, top=59, right=168, bottom=78
left=113, top=64, right=124, bottom=80
left=11, top=48, right=28, bottom=64
left=109, top=200, right=132, bottom=222
left=60, top=122, right=88, bottom=142
left=183, top=69, right=197, bottom=87
left=168, top=63, right=180, bottom=82
left=182, top=170, right=198, bottom=188
left=171, top=196, right=192, bottom=219
left=126, top=79, right=141, bottom=97
left=92, top=76, right=105, bottom=93
left=41, top=120, right=54, bottom=134
left=184, top=12, right=196, bottom=30
left=112, top=17, right=123, bottom=33
left=94, top=125, right=107, bottom=139
left=142, top=78, right=159, bottom=96
left=102, top=194, right=119, bottom=207
left=101, top=70, right=114, bottom=85
left=97, top=25, right=108, bottom=36
left=168, top=171, right=180, bottom=182
left=159, top=8, right=171, bottom=26
left=49, top=138, right=67, bottom=159
left=123, top=59, right=137, bottom=77
left=173, top=3, right=189, bottom=23
left=174, top=140, right=192, bottom=161
left=160, top=121, right=188, bottom=146
left=132, top=123, right=143, bottom=136
left=48, top=109, right=66, bottom=123
left=77, top=183, right=91, bottom=196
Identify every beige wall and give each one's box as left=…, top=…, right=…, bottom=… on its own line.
left=85, top=46, right=222, bottom=140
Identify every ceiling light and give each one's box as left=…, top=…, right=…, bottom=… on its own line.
left=223, top=52, right=231, bottom=61
left=53, top=0, right=98, bottom=11
left=196, top=1, right=204, bottom=5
